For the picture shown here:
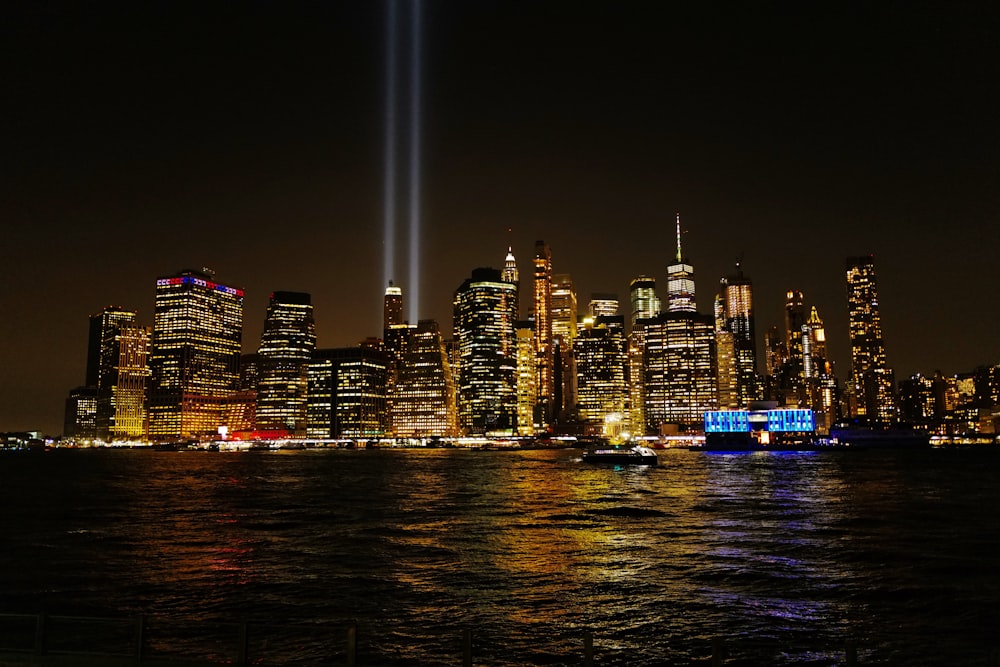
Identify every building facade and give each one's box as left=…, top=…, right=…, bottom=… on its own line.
left=391, top=320, right=458, bottom=438
left=308, top=345, right=389, bottom=439
left=256, top=291, right=316, bottom=436
left=454, top=267, right=518, bottom=434
left=846, top=255, right=897, bottom=424
left=574, top=316, right=627, bottom=436
left=148, top=269, right=243, bottom=441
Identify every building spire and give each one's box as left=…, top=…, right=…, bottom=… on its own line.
left=675, top=212, right=683, bottom=263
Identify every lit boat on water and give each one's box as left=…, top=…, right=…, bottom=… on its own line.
left=582, top=443, right=659, bottom=466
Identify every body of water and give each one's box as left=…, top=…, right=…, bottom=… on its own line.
left=1, top=447, right=997, bottom=665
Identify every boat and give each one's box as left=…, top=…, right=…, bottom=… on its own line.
left=582, top=443, right=659, bottom=465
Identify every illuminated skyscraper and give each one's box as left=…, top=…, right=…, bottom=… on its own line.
left=715, top=330, right=740, bottom=409
left=384, top=281, right=403, bottom=331
left=551, top=274, right=577, bottom=419
left=802, top=306, right=838, bottom=432
left=627, top=323, right=650, bottom=435
left=785, top=289, right=806, bottom=376
left=88, top=307, right=149, bottom=440
left=454, top=267, right=518, bottom=434
left=256, top=291, right=316, bottom=436
left=574, top=316, right=627, bottom=435
left=589, top=293, right=619, bottom=319
left=629, top=277, right=660, bottom=328
left=148, top=269, right=243, bottom=441
left=643, top=312, right=718, bottom=431
left=645, top=223, right=717, bottom=432
left=64, top=386, right=98, bottom=439
left=515, top=321, right=537, bottom=435
left=666, top=213, right=696, bottom=313
left=308, top=345, right=389, bottom=439
left=846, top=255, right=897, bottom=424
left=502, top=246, right=520, bottom=311
left=533, top=241, right=554, bottom=423
left=717, top=263, right=758, bottom=405
left=391, top=319, right=457, bottom=438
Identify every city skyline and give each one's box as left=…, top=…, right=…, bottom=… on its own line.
left=3, top=2, right=998, bottom=434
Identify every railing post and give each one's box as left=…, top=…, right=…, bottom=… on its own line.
left=134, top=615, right=146, bottom=663
left=846, top=639, right=858, bottom=666
left=345, top=622, right=357, bottom=667
left=583, top=631, right=594, bottom=667
left=711, top=637, right=726, bottom=666
left=237, top=622, right=248, bottom=666
left=34, top=612, right=47, bottom=655
left=461, top=628, right=472, bottom=667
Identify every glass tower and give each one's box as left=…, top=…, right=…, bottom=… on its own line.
left=256, top=291, right=316, bottom=436
left=454, top=267, right=518, bottom=434
left=666, top=213, right=696, bottom=313
left=533, top=241, right=555, bottom=424
left=718, top=263, right=758, bottom=405
left=629, top=276, right=660, bottom=328
left=391, top=319, right=458, bottom=438
left=574, top=316, right=627, bottom=435
left=846, top=255, right=897, bottom=424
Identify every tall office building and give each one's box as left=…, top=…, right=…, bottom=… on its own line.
left=646, top=221, right=717, bottom=431
left=801, top=306, right=838, bottom=432
left=88, top=307, right=149, bottom=440
left=533, top=241, right=555, bottom=423
left=502, top=246, right=520, bottom=312
left=589, top=293, right=619, bottom=319
left=148, top=269, right=243, bottom=441
left=574, top=316, right=627, bottom=435
left=391, top=320, right=458, bottom=438
left=643, top=312, right=718, bottom=431
left=666, top=213, right=696, bottom=313
left=627, top=323, right=650, bottom=435
left=256, top=291, right=316, bottom=436
left=64, top=386, right=98, bottom=439
left=629, top=277, right=660, bottom=328
left=551, top=274, right=578, bottom=419
left=308, top=345, right=389, bottom=439
left=715, top=330, right=740, bottom=410
left=846, top=255, right=897, bottom=424
left=784, top=289, right=806, bottom=376
left=384, top=282, right=403, bottom=331
left=717, top=263, right=758, bottom=405
left=454, top=267, right=518, bottom=434
left=515, top=321, right=537, bottom=435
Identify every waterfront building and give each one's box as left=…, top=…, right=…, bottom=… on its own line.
left=392, top=320, right=458, bottom=438
left=308, top=346, right=389, bottom=439
left=551, top=274, right=578, bottom=419
left=717, top=263, right=759, bottom=405
left=454, top=267, right=518, bottom=434
left=629, top=277, right=660, bottom=329
left=715, top=331, right=740, bottom=410
left=643, top=312, right=718, bottom=432
left=533, top=241, right=555, bottom=424
left=148, top=269, right=243, bottom=441
left=589, top=293, right=619, bottom=319
left=515, top=321, right=537, bottom=435
left=574, top=315, right=627, bottom=436
left=666, top=213, right=696, bottom=313
left=704, top=402, right=816, bottom=449
left=846, top=255, right=897, bottom=424
left=627, top=322, right=650, bottom=435
left=88, top=307, right=150, bottom=440
left=256, top=291, right=316, bottom=436
left=63, top=386, right=98, bottom=439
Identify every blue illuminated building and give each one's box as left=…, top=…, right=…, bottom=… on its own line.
left=703, top=401, right=816, bottom=450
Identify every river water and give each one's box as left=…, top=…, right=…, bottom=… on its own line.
left=1, top=447, right=997, bottom=665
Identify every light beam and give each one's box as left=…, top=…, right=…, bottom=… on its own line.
left=407, top=0, right=422, bottom=323
left=382, top=0, right=398, bottom=293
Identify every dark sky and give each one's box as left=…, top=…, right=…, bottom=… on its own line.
left=3, top=1, right=998, bottom=434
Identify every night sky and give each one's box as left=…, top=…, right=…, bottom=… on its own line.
left=3, top=2, right=998, bottom=434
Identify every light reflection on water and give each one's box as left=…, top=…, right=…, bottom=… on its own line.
left=0, top=447, right=998, bottom=665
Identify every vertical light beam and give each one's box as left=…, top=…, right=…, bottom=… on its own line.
left=406, top=0, right=422, bottom=323
left=382, top=0, right=398, bottom=293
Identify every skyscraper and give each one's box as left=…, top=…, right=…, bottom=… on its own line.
left=384, top=281, right=403, bottom=332
left=643, top=312, right=718, bottom=431
left=454, top=267, right=518, bottom=434
left=502, top=246, right=519, bottom=312
left=551, top=273, right=578, bottom=419
left=846, top=255, right=897, bottom=424
left=666, top=213, right=696, bottom=313
left=629, top=276, right=660, bottom=328
left=645, top=220, right=718, bottom=432
left=717, top=263, right=758, bottom=405
left=515, top=321, right=537, bottom=435
left=589, top=293, right=619, bottom=319
left=533, top=241, right=554, bottom=423
left=391, top=319, right=458, bottom=438
left=256, top=291, right=316, bottom=436
left=148, top=269, right=243, bottom=441
left=574, top=315, right=627, bottom=436
left=88, top=307, right=149, bottom=440
left=308, top=345, right=389, bottom=439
